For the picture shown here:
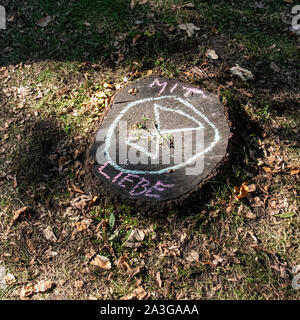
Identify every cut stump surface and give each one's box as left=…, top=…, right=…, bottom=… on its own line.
left=87, top=76, right=232, bottom=204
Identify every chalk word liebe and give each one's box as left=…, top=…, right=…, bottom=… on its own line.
left=149, top=78, right=208, bottom=98
left=97, top=161, right=174, bottom=199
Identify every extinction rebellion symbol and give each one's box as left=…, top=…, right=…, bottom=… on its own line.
left=90, top=77, right=231, bottom=202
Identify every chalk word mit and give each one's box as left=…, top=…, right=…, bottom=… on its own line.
left=149, top=78, right=208, bottom=98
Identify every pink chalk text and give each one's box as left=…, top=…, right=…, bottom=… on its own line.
left=98, top=162, right=174, bottom=199
left=149, top=78, right=207, bottom=98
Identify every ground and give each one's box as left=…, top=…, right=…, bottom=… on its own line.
left=0, top=0, right=299, bottom=300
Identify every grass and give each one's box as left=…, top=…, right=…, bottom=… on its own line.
left=0, top=0, right=299, bottom=301
left=1, top=0, right=298, bottom=66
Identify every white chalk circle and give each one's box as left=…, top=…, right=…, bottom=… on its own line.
left=104, top=96, right=220, bottom=175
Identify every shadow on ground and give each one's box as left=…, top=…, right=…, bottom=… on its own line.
left=1, top=0, right=198, bottom=66
left=13, top=118, right=65, bottom=203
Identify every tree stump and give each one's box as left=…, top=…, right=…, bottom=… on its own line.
left=86, top=76, right=232, bottom=208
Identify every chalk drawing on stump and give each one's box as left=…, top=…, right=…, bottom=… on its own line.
left=89, top=77, right=231, bottom=202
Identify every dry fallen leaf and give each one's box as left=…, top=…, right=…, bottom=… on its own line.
left=125, top=229, right=145, bottom=248
left=88, top=196, right=98, bottom=209
left=116, top=256, right=131, bottom=273
left=103, top=82, right=114, bottom=90
left=176, top=3, right=195, bottom=9
left=212, top=254, right=224, bottom=266
left=36, top=15, right=52, bottom=28
left=128, top=87, right=138, bottom=95
left=94, top=90, right=106, bottom=99
left=184, top=71, right=193, bottom=77
left=26, top=238, right=37, bottom=255
left=132, top=34, right=142, bottom=45
left=233, top=182, right=248, bottom=200
left=144, top=29, right=154, bottom=37
left=178, top=23, right=200, bottom=37
left=75, top=221, right=87, bottom=232
left=9, top=207, right=31, bottom=227
left=230, top=64, right=253, bottom=81
left=156, top=271, right=162, bottom=288
left=290, top=168, right=299, bottom=175
left=35, top=280, right=54, bottom=293
left=206, top=49, right=219, bottom=60
left=241, top=205, right=256, bottom=219
left=70, top=184, right=84, bottom=194
left=185, top=2, right=195, bottom=7
left=4, top=273, right=16, bottom=285
left=246, top=210, right=256, bottom=219
left=74, top=280, right=84, bottom=289
left=247, top=184, right=256, bottom=192
left=17, top=86, right=31, bottom=98
left=262, top=166, right=272, bottom=173
left=180, top=232, right=187, bottom=243
left=116, top=256, right=144, bottom=279
left=58, top=156, right=68, bottom=172
left=43, top=226, right=57, bottom=242
left=130, top=0, right=136, bottom=10
left=128, top=265, right=143, bottom=279
left=146, top=12, right=154, bottom=19
left=20, top=283, right=35, bottom=298
left=120, top=286, right=148, bottom=300
left=45, top=246, right=58, bottom=259
left=116, top=53, right=125, bottom=64
left=90, top=255, right=111, bottom=270
left=186, top=250, right=199, bottom=262
left=225, top=203, right=233, bottom=213
left=70, top=195, right=92, bottom=211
